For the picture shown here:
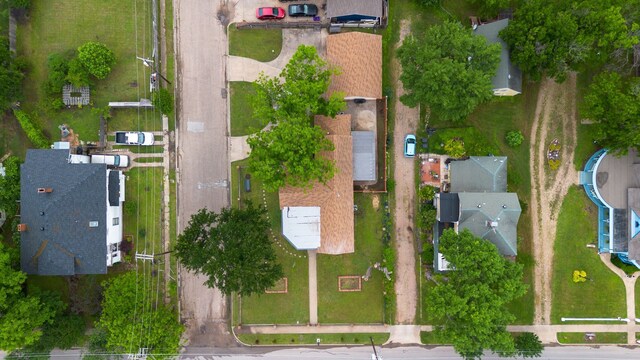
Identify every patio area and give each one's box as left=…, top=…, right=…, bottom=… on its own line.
left=420, top=154, right=448, bottom=188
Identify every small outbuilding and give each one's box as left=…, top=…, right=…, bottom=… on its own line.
left=474, top=18, right=522, bottom=96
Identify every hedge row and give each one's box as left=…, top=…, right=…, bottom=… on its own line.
left=13, top=109, right=50, bottom=149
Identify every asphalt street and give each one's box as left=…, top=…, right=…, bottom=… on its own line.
left=175, top=0, right=232, bottom=346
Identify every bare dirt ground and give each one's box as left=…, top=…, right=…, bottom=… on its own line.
left=393, top=20, right=419, bottom=324
left=530, top=73, right=579, bottom=325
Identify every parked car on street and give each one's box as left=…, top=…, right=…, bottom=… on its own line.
left=114, top=131, right=155, bottom=146
left=256, top=7, right=286, bottom=20
left=404, top=134, right=416, bottom=158
left=288, top=4, right=318, bottom=17
left=91, top=154, right=130, bottom=168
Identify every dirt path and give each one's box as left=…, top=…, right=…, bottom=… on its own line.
left=530, top=74, right=579, bottom=325
left=393, top=20, right=419, bottom=324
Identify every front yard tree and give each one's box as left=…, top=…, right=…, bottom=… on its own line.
left=77, top=41, right=116, bottom=80
left=97, top=271, right=183, bottom=355
left=501, top=0, right=638, bottom=81
left=514, top=332, right=544, bottom=358
left=176, top=203, right=284, bottom=296
left=249, top=45, right=344, bottom=191
left=397, top=21, right=500, bottom=123
left=247, top=117, right=335, bottom=192
left=429, top=229, right=527, bottom=359
left=581, top=71, right=640, bottom=154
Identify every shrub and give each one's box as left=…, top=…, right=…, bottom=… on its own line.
left=506, top=130, right=525, bottom=147
left=152, top=88, right=174, bottom=115
left=9, top=0, right=30, bottom=9
left=444, top=138, right=465, bottom=158
left=13, top=110, right=50, bottom=149
left=51, top=98, right=65, bottom=110
left=66, top=57, right=90, bottom=87
left=77, top=42, right=116, bottom=79
left=45, top=52, right=71, bottom=95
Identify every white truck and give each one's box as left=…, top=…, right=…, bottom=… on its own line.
left=114, top=131, right=154, bottom=146
left=91, top=154, right=130, bottom=168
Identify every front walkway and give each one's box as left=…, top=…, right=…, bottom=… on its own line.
left=308, top=250, right=318, bottom=325
left=599, top=253, right=639, bottom=344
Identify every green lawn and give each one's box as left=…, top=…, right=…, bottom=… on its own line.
left=230, top=81, right=262, bottom=136
left=231, top=160, right=309, bottom=325
left=237, top=333, right=389, bottom=346
left=124, top=168, right=164, bottom=255
left=228, top=26, right=282, bottom=62
left=17, top=0, right=161, bottom=142
left=573, top=72, right=600, bottom=171
left=551, top=186, right=626, bottom=323
left=557, top=332, right=627, bottom=344
left=426, top=127, right=500, bottom=156
left=317, top=193, right=385, bottom=324
left=637, top=280, right=640, bottom=315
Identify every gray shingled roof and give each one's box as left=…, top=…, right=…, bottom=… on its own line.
left=352, top=131, right=376, bottom=182
left=474, top=19, right=522, bottom=93
left=326, top=0, right=383, bottom=19
left=436, top=192, right=459, bottom=222
left=458, top=192, right=521, bottom=256
left=450, top=156, right=507, bottom=193
left=20, top=149, right=108, bottom=275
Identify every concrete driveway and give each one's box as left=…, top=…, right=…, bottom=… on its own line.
left=175, top=0, right=234, bottom=347
left=227, top=28, right=327, bottom=82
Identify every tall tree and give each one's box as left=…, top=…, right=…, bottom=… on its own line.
left=0, top=243, right=62, bottom=352
left=514, top=332, right=544, bottom=358
left=0, top=37, right=23, bottom=111
left=248, top=45, right=344, bottom=191
left=97, top=271, right=183, bottom=355
left=77, top=42, right=116, bottom=80
left=176, top=203, right=284, bottom=296
left=429, top=229, right=527, bottom=359
left=581, top=71, right=640, bottom=154
left=247, top=117, right=335, bottom=192
left=397, top=21, right=501, bottom=123
left=501, top=0, right=638, bottom=81
left=0, top=156, right=21, bottom=219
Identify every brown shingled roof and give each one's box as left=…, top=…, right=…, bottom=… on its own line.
left=279, top=115, right=355, bottom=254
left=327, top=32, right=382, bottom=99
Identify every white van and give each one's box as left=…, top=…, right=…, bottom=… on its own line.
left=91, top=154, right=130, bottom=168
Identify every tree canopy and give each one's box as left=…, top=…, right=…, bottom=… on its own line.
left=248, top=45, right=344, bottom=191
left=581, top=71, right=640, bottom=154
left=176, top=203, right=284, bottom=296
left=77, top=42, right=116, bottom=80
left=0, top=37, right=24, bottom=111
left=501, top=0, right=639, bottom=81
left=397, top=21, right=501, bottom=123
left=0, top=243, right=62, bottom=352
left=429, top=229, right=527, bottom=359
left=97, top=271, right=183, bottom=355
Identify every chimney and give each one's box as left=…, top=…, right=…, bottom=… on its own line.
left=37, top=187, right=53, bottom=193
left=17, top=223, right=27, bottom=232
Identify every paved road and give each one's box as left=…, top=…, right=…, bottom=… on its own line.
left=178, top=345, right=640, bottom=360
left=175, top=0, right=233, bottom=347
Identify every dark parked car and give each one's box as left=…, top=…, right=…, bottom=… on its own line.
left=288, top=4, right=318, bottom=17
left=256, top=7, right=286, bottom=20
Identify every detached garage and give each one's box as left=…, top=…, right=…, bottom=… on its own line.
left=326, top=0, right=387, bottom=26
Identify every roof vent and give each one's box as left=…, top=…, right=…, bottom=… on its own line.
left=40, top=226, right=45, bottom=231
left=477, top=204, right=482, bottom=208
left=17, top=223, right=27, bottom=232
left=40, top=211, right=45, bottom=216
left=489, top=221, right=498, bottom=228
left=502, top=204, right=507, bottom=209
left=37, top=187, right=53, bottom=193
left=89, top=221, right=99, bottom=228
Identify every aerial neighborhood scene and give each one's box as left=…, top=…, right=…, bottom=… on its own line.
left=1, top=0, right=640, bottom=359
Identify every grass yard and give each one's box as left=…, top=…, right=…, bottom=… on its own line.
left=124, top=168, right=164, bottom=256
left=228, top=26, right=282, bottom=62
left=426, top=127, right=500, bottom=157
left=420, top=331, right=447, bottom=345
left=237, top=333, right=389, bottom=346
left=17, top=0, right=161, bottom=143
left=231, top=160, right=309, bottom=325
left=317, top=193, right=385, bottom=324
left=551, top=186, right=626, bottom=323
left=557, top=332, right=627, bottom=344
left=230, top=81, right=261, bottom=136
left=637, top=280, right=640, bottom=315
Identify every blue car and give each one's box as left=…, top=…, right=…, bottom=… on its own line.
left=404, top=134, right=416, bottom=157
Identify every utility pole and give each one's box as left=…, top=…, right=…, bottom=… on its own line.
left=370, top=336, right=383, bottom=360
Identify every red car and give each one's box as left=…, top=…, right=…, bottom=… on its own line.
left=256, top=7, right=286, bottom=20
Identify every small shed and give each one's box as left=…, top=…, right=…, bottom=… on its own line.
left=474, top=19, right=522, bottom=96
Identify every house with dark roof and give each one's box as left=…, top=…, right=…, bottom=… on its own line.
left=19, top=148, right=125, bottom=275
left=474, top=18, right=522, bottom=96
left=326, top=0, right=388, bottom=27
left=434, top=156, right=521, bottom=271
left=580, top=148, right=640, bottom=269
